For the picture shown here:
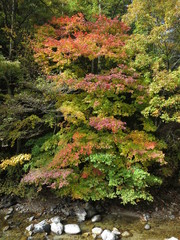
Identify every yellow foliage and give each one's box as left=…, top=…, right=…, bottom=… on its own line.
left=0, top=154, right=31, bottom=170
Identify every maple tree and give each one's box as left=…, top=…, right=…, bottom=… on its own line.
left=21, top=14, right=167, bottom=204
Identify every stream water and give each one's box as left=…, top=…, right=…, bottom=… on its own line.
left=0, top=210, right=180, bottom=240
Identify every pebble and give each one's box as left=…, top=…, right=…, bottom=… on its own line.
left=91, top=214, right=101, bottom=222
left=26, top=224, right=34, bottom=232
left=7, top=207, right=14, bottom=215
left=112, top=227, right=121, bottom=235
left=64, top=224, right=81, bottom=234
left=3, top=226, right=10, bottom=232
left=4, top=214, right=10, bottom=220
left=144, top=223, right=151, bottom=230
left=121, top=231, right=130, bottom=237
left=92, top=227, right=103, bottom=235
left=29, top=216, right=35, bottom=222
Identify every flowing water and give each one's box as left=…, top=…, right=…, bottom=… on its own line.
left=0, top=210, right=180, bottom=240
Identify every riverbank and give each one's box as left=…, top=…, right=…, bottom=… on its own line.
left=0, top=187, right=180, bottom=240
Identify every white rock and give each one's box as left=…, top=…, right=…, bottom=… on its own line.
left=92, top=227, right=103, bottom=235
left=64, top=224, right=81, bottom=234
left=112, top=227, right=121, bottom=235
left=50, top=216, right=61, bottom=224
left=121, top=231, right=130, bottom=237
left=7, top=207, right=13, bottom=215
left=91, top=214, right=101, bottom=222
left=51, top=222, right=63, bottom=235
left=26, top=224, right=34, bottom=232
left=29, top=216, right=35, bottom=222
left=101, top=229, right=116, bottom=240
left=144, top=223, right=151, bottom=230
left=164, top=238, right=178, bottom=240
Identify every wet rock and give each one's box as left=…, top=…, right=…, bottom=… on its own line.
left=91, top=214, right=101, bottom=222
left=33, top=220, right=51, bottom=234
left=64, top=224, right=81, bottom=234
left=26, top=224, right=34, bottom=232
left=112, top=227, right=121, bottom=236
left=82, top=232, right=91, bottom=238
left=61, top=208, right=70, bottom=217
left=92, top=227, right=103, bottom=235
left=27, top=237, right=33, bottom=240
left=29, top=216, right=35, bottom=222
left=75, top=207, right=87, bottom=222
left=169, top=215, right=175, bottom=220
left=7, top=207, right=14, bottom=215
left=3, top=225, right=10, bottom=232
left=4, top=214, right=11, bottom=220
left=51, top=222, right=63, bottom=235
left=142, top=213, right=150, bottom=222
left=0, top=195, right=17, bottom=209
left=50, top=216, right=61, bottom=224
left=144, top=224, right=151, bottom=230
left=101, top=230, right=116, bottom=240
left=84, top=202, right=97, bottom=218
left=121, top=231, right=130, bottom=237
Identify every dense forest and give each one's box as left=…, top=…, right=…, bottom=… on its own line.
left=0, top=0, right=179, bottom=204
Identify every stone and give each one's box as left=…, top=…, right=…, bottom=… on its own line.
left=82, top=232, right=91, bottom=238
left=4, top=214, right=11, bottom=220
left=164, top=238, right=178, bottom=240
left=121, top=231, right=130, bottom=237
left=92, top=227, right=103, bottom=235
left=84, top=202, right=97, bottom=218
left=3, top=226, right=10, bottom=232
left=144, top=224, right=151, bottom=230
left=26, top=224, right=34, bottom=232
left=33, top=220, right=51, bottom=234
left=29, top=216, right=35, bottom=222
left=7, top=207, right=14, bottom=215
left=92, top=233, right=97, bottom=239
left=112, top=227, right=121, bottom=236
left=75, top=207, right=87, bottom=222
left=169, top=215, right=175, bottom=220
left=91, top=214, right=101, bottom=223
left=64, top=224, right=81, bottom=234
left=101, top=230, right=116, bottom=240
left=51, top=222, right=63, bottom=235
left=50, top=216, right=61, bottom=224
left=142, top=213, right=150, bottom=222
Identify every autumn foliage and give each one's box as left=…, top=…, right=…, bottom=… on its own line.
left=22, top=14, right=167, bottom=204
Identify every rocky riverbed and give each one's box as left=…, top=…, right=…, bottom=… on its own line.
left=0, top=191, right=180, bottom=240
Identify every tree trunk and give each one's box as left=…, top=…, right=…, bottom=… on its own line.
left=9, top=0, right=15, bottom=59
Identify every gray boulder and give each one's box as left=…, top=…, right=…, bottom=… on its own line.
left=75, top=208, right=87, bottom=222
left=84, top=202, right=97, bottom=218
left=33, top=220, right=51, bottom=234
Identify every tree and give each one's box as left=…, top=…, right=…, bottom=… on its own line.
left=122, top=0, right=180, bottom=180
left=22, top=15, right=166, bottom=204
